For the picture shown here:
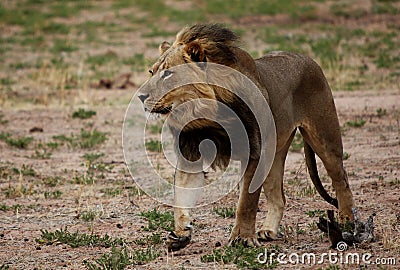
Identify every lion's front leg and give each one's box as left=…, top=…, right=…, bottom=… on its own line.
left=229, top=159, right=262, bottom=247
left=167, top=169, right=204, bottom=252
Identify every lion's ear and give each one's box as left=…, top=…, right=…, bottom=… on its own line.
left=159, top=41, right=171, bottom=55
left=184, top=41, right=206, bottom=62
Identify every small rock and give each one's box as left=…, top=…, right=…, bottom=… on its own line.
left=116, top=223, right=123, bottom=229
left=215, top=241, right=221, bottom=247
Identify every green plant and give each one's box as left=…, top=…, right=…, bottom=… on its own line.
left=84, top=246, right=160, bottom=270
left=0, top=113, right=8, bottom=124
left=31, top=148, right=52, bottom=159
left=73, top=174, right=94, bottom=185
left=36, top=227, right=124, bottom=248
left=289, top=132, right=304, bottom=152
left=297, top=185, right=316, bottom=197
left=201, top=245, right=278, bottom=269
left=12, top=164, right=37, bottom=176
left=139, top=208, right=174, bottom=231
left=0, top=264, right=10, bottom=270
left=3, top=135, right=33, bottom=149
left=145, top=139, right=162, bottom=152
left=148, top=124, right=162, bottom=134
left=42, top=176, right=61, bottom=187
left=78, top=129, right=107, bottom=149
left=376, top=108, right=387, bottom=118
left=83, top=153, right=104, bottom=163
left=346, top=119, right=366, bottom=128
left=44, top=190, right=62, bottom=199
left=80, top=210, right=98, bottom=222
left=53, top=129, right=107, bottom=149
left=305, top=209, right=325, bottom=218
left=133, top=232, right=163, bottom=246
left=84, top=247, right=132, bottom=270
left=100, top=187, right=122, bottom=197
left=72, top=108, right=97, bottom=119
left=213, top=207, right=236, bottom=218
left=342, top=152, right=350, bottom=160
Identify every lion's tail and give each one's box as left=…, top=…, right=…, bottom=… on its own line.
left=304, top=142, right=338, bottom=208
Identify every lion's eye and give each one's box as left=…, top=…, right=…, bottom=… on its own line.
left=149, top=70, right=154, bottom=76
left=161, top=69, right=173, bottom=79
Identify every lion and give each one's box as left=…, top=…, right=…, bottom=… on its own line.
left=137, top=24, right=355, bottom=251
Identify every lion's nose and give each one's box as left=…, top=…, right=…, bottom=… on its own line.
left=138, top=94, right=149, bottom=103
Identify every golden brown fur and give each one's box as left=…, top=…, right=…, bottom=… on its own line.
left=137, top=24, right=355, bottom=251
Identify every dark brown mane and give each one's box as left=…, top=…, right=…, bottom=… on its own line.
left=175, top=24, right=239, bottom=66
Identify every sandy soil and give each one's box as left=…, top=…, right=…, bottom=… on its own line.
left=0, top=87, right=399, bottom=269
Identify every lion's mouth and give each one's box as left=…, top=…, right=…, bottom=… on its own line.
left=151, top=105, right=172, bottom=114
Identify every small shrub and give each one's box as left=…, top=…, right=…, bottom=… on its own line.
left=139, top=208, right=174, bottom=232
left=72, top=108, right=97, bottom=119
left=213, top=207, right=236, bottom=218
left=145, top=139, right=162, bottom=152
left=346, top=119, right=366, bottom=128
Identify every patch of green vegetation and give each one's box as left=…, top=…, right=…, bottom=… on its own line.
left=31, top=148, right=52, bottom=159
left=52, top=39, right=78, bottom=54
left=213, top=207, right=236, bottom=218
left=0, top=113, right=7, bottom=125
left=133, top=232, right=163, bottom=246
left=145, top=139, right=162, bottom=152
left=80, top=210, right=98, bottom=222
left=201, top=245, right=278, bottom=269
left=100, top=187, right=122, bottom=197
left=83, top=152, right=104, bottom=163
left=4, top=185, right=32, bottom=198
left=147, top=124, right=162, bottom=134
left=84, top=246, right=161, bottom=270
left=346, top=119, right=366, bottom=128
left=73, top=174, right=95, bottom=185
left=342, top=152, right=350, bottom=160
left=12, top=164, right=36, bottom=176
left=4, top=135, right=33, bottom=149
left=204, top=0, right=297, bottom=18
left=42, top=176, right=62, bottom=187
left=305, top=209, right=325, bottom=218
left=36, top=227, right=124, bottom=248
left=139, top=208, right=174, bottom=232
left=72, top=108, right=97, bottom=119
left=132, top=0, right=205, bottom=24
left=0, top=77, right=15, bottom=86
left=289, top=132, right=304, bottom=152
left=86, top=52, right=119, bottom=68
left=0, top=204, right=22, bottom=212
left=122, top=53, right=149, bottom=72
left=371, top=1, right=400, bottom=15
left=44, top=190, right=62, bottom=199
left=142, top=26, right=177, bottom=38
left=0, top=264, right=10, bottom=270
left=297, top=185, right=316, bottom=197
left=376, top=108, right=387, bottom=118
left=53, top=129, right=107, bottom=149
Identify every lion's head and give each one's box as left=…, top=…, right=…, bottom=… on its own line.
left=137, top=24, right=242, bottom=129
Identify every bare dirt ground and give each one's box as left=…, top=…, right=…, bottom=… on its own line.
left=1, top=88, right=399, bottom=269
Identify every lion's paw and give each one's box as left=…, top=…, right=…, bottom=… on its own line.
left=229, top=235, right=261, bottom=247
left=167, top=231, right=191, bottom=252
left=256, top=230, right=280, bottom=242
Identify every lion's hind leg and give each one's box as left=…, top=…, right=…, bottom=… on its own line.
left=299, top=122, right=355, bottom=221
